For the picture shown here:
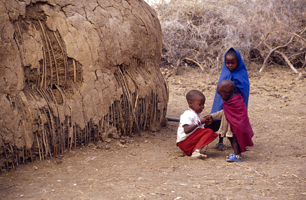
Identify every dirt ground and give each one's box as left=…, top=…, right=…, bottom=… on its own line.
left=1, top=66, right=306, bottom=199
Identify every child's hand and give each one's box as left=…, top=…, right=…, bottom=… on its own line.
left=199, top=117, right=207, bottom=124
left=204, top=115, right=213, bottom=125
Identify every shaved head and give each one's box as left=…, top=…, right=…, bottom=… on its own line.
left=217, top=80, right=235, bottom=101
left=186, top=90, right=205, bottom=103
left=217, top=80, right=234, bottom=92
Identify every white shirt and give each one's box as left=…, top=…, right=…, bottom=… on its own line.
left=176, top=108, right=205, bottom=143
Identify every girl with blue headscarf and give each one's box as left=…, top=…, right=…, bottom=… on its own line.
left=210, top=48, right=250, bottom=151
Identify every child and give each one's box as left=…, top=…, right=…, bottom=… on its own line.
left=209, top=80, right=254, bottom=161
left=176, top=90, right=218, bottom=158
left=210, top=48, right=250, bottom=151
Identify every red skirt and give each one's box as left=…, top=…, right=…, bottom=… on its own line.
left=177, top=128, right=218, bottom=156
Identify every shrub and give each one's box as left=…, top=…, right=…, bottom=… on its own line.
left=150, top=0, right=306, bottom=71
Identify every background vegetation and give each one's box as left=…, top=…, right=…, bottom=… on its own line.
left=148, top=0, right=306, bottom=72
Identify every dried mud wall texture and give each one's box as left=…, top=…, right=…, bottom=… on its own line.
left=0, top=0, right=168, bottom=169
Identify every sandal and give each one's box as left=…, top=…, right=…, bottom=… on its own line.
left=226, top=153, right=235, bottom=159
left=214, top=143, right=228, bottom=151
left=226, top=153, right=242, bottom=162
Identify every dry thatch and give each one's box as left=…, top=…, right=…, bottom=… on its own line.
left=153, top=0, right=306, bottom=73
left=0, top=0, right=168, bottom=171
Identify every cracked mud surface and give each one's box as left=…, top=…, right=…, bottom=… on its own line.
left=0, top=0, right=167, bottom=154
left=1, top=67, right=306, bottom=199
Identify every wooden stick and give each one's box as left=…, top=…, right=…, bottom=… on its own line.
left=15, top=146, right=18, bottom=167
left=9, top=143, right=16, bottom=170
left=42, top=108, right=53, bottom=157
left=39, top=20, right=52, bottom=87
left=45, top=34, right=53, bottom=87
left=294, top=33, right=306, bottom=43
left=16, top=22, right=25, bottom=63
left=0, top=159, right=2, bottom=174
left=125, top=70, right=140, bottom=132
left=183, top=57, right=203, bottom=71
left=144, top=96, right=148, bottom=130
left=4, top=146, right=8, bottom=171
left=36, top=127, right=42, bottom=161
left=166, top=116, right=180, bottom=122
left=22, top=147, right=25, bottom=164
left=46, top=88, right=58, bottom=155
left=139, top=16, right=149, bottom=35
left=117, top=68, right=137, bottom=135
left=262, top=42, right=299, bottom=74
left=55, top=85, right=72, bottom=112
left=255, top=32, right=273, bottom=49
left=67, top=117, right=70, bottom=151
left=47, top=33, right=59, bottom=86
left=59, top=33, right=69, bottom=87
left=78, top=126, right=81, bottom=147
left=42, top=128, right=48, bottom=158
left=300, top=26, right=306, bottom=34
left=259, top=36, right=295, bottom=72
left=53, top=31, right=68, bottom=86
left=275, top=50, right=298, bottom=73
left=74, top=124, right=76, bottom=148
left=30, top=148, right=33, bottom=162
left=149, top=92, right=154, bottom=127
left=41, top=47, right=45, bottom=88
left=0, top=184, right=17, bottom=191
left=40, top=118, right=45, bottom=161
left=73, top=59, right=76, bottom=82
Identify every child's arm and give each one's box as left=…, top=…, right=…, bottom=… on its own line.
left=183, top=117, right=210, bottom=134
left=210, top=110, right=223, bottom=121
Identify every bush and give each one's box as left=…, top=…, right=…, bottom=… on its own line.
left=150, top=0, right=306, bottom=71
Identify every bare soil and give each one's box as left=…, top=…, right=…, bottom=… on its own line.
left=1, top=67, right=306, bottom=200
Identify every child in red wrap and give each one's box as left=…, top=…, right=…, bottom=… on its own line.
left=176, top=90, right=218, bottom=159
left=209, top=80, right=254, bottom=162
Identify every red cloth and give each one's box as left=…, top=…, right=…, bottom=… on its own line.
left=223, top=94, right=254, bottom=152
left=177, top=128, right=218, bottom=156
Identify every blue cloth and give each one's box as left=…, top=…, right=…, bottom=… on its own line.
left=211, top=48, right=250, bottom=114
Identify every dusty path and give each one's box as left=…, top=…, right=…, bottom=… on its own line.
left=1, top=67, right=306, bottom=199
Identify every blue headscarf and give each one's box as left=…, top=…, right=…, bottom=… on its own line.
left=211, top=48, right=250, bottom=114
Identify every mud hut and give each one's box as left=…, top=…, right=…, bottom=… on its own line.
left=0, top=0, right=168, bottom=170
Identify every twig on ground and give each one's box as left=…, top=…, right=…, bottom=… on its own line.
left=262, top=42, right=299, bottom=75
left=183, top=57, right=203, bottom=71
left=0, top=184, right=16, bottom=191
left=260, top=36, right=295, bottom=72
left=274, top=50, right=299, bottom=74
left=235, top=163, right=263, bottom=176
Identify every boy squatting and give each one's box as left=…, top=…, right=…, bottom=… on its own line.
left=176, top=90, right=218, bottom=158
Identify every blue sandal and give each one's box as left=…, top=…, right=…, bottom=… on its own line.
left=226, top=153, right=242, bottom=162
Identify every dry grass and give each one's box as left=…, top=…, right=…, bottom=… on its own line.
left=151, top=0, right=306, bottom=71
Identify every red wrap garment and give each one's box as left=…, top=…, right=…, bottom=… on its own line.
left=223, top=94, right=254, bottom=152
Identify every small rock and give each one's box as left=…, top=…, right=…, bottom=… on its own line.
left=119, top=139, right=126, bottom=144
left=117, top=141, right=126, bottom=148
left=55, top=160, right=63, bottom=164
left=87, top=143, right=96, bottom=148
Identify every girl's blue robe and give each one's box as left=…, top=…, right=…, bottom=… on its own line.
left=211, top=48, right=250, bottom=114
